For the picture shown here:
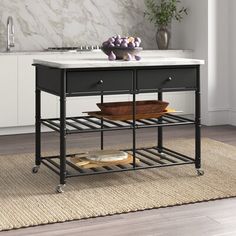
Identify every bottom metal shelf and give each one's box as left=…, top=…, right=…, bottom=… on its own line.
left=41, top=147, right=195, bottom=178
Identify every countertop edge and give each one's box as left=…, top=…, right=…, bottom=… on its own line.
left=33, top=58, right=205, bottom=69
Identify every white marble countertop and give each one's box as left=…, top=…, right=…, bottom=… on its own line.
left=33, top=56, right=204, bottom=69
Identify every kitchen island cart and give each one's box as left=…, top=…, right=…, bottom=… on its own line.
left=33, top=57, right=204, bottom=193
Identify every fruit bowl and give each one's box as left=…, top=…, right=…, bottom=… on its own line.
left=102, top=35, right=143, bottom=61
left=101, top=46, right=143, bottom=60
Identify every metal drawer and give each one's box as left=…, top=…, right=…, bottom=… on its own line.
left=137, top=67, right=197, bottom=91
left=67, top=70, right=133, bottom=94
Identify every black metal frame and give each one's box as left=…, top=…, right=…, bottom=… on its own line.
left=34, top=65, right=202, bottom=190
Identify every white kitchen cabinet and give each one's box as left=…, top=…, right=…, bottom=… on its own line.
left=18, top=55, right=58, bottom=126
left=0, top=56, right=18, bottom=127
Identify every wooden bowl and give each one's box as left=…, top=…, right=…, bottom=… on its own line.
left=97, top=100, right=169, bottom=116
left=101, top=46, right=143, bottom=60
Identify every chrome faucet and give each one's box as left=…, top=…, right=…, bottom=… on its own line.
left=7, top=16, right=15, bottom=51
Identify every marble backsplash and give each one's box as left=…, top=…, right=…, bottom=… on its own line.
left=0, top=0, right=157, bottom=51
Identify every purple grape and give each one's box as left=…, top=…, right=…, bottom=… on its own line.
left=128, top=42, right=135, bottom=49
left=124, top=53, right=132, bottom=61
left=108, top=42, right=115, bottom=48
left=134, top=42, right=140, bottom=48
left=121, top=42, right=128, bottom=48
left=115, top=38, right=122, bottom=45
left=108, top=37, right=115, bottom=43
left=102, top=41, right=109, bottom=47
left=122, top=38, right=129, bottom=44
left=135, top=55, right=141, bottom=61
left=135, top=37, right=141, bottom=43
left=108, top=51, right=116, bottom=61
left=116, top=35, right=121, bottom=40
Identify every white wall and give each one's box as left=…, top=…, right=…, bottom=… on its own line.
left=229, top=0, right=236, bottom=126
left=208, top=0, right=230, bottom=125
left=172, top=0, right=232, bottom=126
left=171, top=0, right=209, bottom=125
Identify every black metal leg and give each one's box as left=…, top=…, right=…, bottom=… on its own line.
left=195, top=66, right=201, bottom=170
left=33, top=68, right=41, bottom=174
left=132, top=91, right=136, bottom=168
left=101, top=93, right=104, bottom=150
left=35, top=88, right=41, bottom=166
left=157, top=92, right=163, bottom=153
left=57, top=70, right=67, bottom=192
left=132, top=70, right=137, bottom=169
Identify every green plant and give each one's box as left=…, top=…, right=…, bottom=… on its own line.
left=144, top=0, right=188, bottom=27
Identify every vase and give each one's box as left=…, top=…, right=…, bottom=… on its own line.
left=156, top=27, right=170, bottom=50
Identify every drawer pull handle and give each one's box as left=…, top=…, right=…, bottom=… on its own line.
left=97, top=80, right=104, bottom=85
left=167, top=77, right=173, bottom=82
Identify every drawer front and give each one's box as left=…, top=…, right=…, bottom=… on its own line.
left=67, top=70, right=133, bottom=94
left=137, top=67, right=197, bottom=91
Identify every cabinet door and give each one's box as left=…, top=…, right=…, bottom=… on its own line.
left=18, top=55, right=58, bottom=126
left=67, top=70, right=133, bottom=95
left=0, top=56, right=18, bottom=127
left=137, top=67, right=197, bottom=91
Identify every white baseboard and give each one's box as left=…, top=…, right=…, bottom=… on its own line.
left=206, top=110, right=230, bottom=126
left=229, top=110, right=236, bottom=126
left=0, top=126, right=51, bottom=136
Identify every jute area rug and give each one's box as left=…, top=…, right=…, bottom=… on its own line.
left=0, top=138, right=236, bottom=231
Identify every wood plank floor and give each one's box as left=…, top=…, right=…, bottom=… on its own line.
left=0, top=125, right=236, bottom=236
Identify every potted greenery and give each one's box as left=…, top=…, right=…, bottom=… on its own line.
left=144, top=0, right=188, bottom=49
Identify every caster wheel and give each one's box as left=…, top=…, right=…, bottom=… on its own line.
left=159, top=153, right=167, bottom=158
left=56, top=185, right=65, bottom=193
left=197, top=169, right=205, bottom=176
left=32, top=165, right=40, bottom=174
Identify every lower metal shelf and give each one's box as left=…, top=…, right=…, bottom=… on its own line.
left=41, top=114, right=195, bottom=134
left=41, top=146, right=195, bottom=178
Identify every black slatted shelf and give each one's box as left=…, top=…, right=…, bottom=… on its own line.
left=41, top=146, right=195, bottom=178
left=41, top=114, right=195, bottom=134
